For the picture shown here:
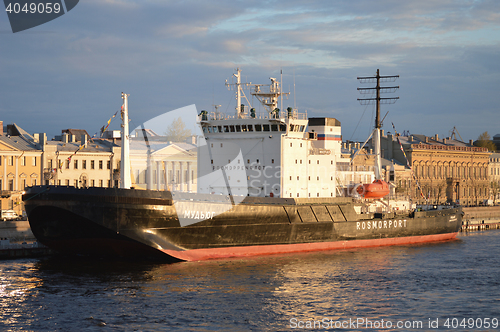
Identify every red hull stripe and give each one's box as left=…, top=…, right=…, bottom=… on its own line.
left=160, top=232, right=458, bottom=261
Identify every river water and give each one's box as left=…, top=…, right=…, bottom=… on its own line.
left=1, top=230, right=499, bottom=331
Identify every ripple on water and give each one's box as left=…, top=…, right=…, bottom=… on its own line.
left=0, top=230, right=499, bottom=331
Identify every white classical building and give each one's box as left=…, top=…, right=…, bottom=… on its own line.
left=489, top=152, right=500, bottom=204
left=129, top=136, right=197, bottom=192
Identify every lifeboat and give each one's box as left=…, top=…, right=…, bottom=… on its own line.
left=356, top=179, right=389, bottom=199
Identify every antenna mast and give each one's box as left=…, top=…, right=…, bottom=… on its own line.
left=357, top=69, right=399, bottom=179
left=120, top=92, right=131, bottom=189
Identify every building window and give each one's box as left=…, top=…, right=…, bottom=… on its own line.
left=99, top=160, right=103, bottom=170
left=74, top=160, right=78, bottom=169
left=91, top=179, right=95, bottom=187
left=108, top=180, right=111, bottom=188
left=107, top=161, right=111, bottom=169
left=74, top=180, right=78, bottom=187
left=66, top=159, right=70, bottom=169
left=66, top=179, right=70, bottom=186
left=21, top=156, right=26, bottom=166
left=91, top=160, right=95, bottom=169
left=99, top=179, right=103, bottom=187
left=8, top=179, right=14, bottom=191
left=32, top=157, right=37, bottom=166
left=82, top=160, right=87, bottom=169
left=8, top=156, right=13, bottom=166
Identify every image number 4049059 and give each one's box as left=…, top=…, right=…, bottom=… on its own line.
left=3, top=0, right=79, bottom=33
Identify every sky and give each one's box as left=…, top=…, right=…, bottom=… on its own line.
left=1, top=0, right=499, bottom=143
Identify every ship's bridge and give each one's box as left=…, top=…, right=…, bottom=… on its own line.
left=199, top=109, right=308, bottom=139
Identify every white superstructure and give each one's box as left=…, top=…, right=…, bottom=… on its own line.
left=198, top=69, right=342, bottom=198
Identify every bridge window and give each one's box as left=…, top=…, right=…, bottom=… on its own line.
left=263, top=124, right=270, bottom=131
left=255, top=124, right=262, bottom=132
left=230, top=125, right=235, bottom=132
left=271, top=124, right=278, bottom=131
left=236, top=125, right=241, bottom=132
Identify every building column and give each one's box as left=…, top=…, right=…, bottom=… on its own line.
left=171, top=161, right=176, bottom=191
left=3, top=157, right=6, bottom=190
left=156, top=161, right=161, bottom=191
left=186, top=162, right=191, bottom=192
left=164, top=161, right=168, bottom=191
left=179, top=161, right=184, bottom=192
left=15, top=155, right=19, bottom=190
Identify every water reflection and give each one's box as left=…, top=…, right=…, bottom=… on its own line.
left=0, top=233, right=498, bottom=331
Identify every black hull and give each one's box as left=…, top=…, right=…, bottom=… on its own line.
left=23, top=186, right=463, bottom=261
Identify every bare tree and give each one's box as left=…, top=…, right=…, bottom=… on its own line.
left=491, top=181, right=499, bottom=205
left=164, top=117, right=193, bottom=142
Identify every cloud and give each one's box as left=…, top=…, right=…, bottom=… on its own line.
left=0, top=0, right=499, bottom=141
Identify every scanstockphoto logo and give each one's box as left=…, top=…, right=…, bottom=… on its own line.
left=3, top=0, right=79, bottom=33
